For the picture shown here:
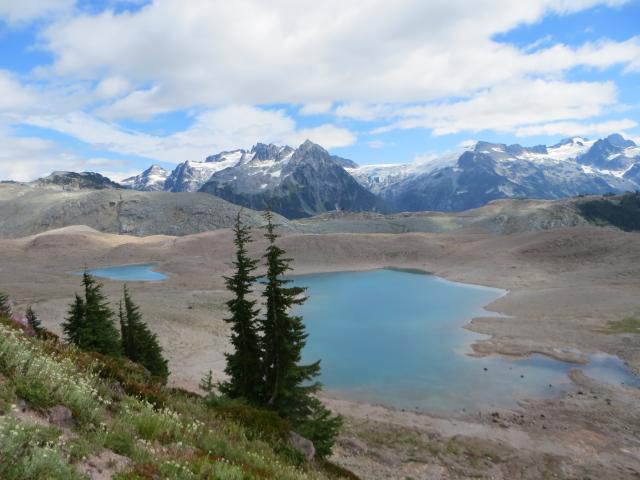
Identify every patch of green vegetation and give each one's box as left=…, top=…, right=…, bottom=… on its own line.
left=0, top=417, right=82, bottom=480
left=0, top=322, right=107, bottom=424
left=209, top=397, right=291, bottom=441
left=0, top=317, right=358, bottom=480
left=103, top=422, right=138, bottom=457
left=599, top=316, right=640, bottom=334
left=0, top=378, right=17, bottom=414
left=577, top=192, right=640, bottom=231
left=66, top=434, right=102, bottom=463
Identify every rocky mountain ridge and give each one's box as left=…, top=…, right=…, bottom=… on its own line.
left=199, top=140, right=385, bottom=218
left=21, top=134, right=640, bottom=219
left=349, top=135, right=639, bottom=212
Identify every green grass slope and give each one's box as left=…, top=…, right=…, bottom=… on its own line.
left=0, top=317, right=357, bottom=479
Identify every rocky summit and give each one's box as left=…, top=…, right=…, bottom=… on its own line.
left=199, top=140, right=385, bottom=218
left=35, top=171, right=124, bottom=190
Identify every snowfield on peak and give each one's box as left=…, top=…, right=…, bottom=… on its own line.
left=348, top=151, right=461, bottom=194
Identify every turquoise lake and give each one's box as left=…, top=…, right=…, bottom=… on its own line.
left=291, top=269, right=639, bottom=412
left=81, top=264, right=168, bottom=282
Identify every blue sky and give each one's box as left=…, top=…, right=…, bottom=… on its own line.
left=0, top=0, right=639, bottom=180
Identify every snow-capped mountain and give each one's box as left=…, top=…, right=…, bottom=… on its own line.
left=121, top=165, right=170, bottom=191
left=200, top=141, right=385, bottom=218
left=346, top=150, right=463, bottom=195
left=164, top=151, right=247, bottom=192
left=120, top=133, right=640, bottom=217
left=577, top=133, right=638, bottom=173
left=160, top=145, right=360, bottom=194
left=379, top=135, right=638, bottom=212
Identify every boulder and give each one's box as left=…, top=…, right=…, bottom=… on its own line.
left=289, top=431, right=315, bottom=461
left=47, top=405, right=74, bottom=429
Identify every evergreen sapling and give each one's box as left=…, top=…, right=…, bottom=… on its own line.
left=219, top=211, right=263, bottom=403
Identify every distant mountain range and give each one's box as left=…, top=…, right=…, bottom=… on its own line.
left=122, top=140, right=384, bottom=218
left=347, top=134, right=639, bottom=212
left=30, top=134, right=640, bottom=219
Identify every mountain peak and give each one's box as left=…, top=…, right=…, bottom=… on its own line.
left=251, top=142, right=285, bottom=160
left=606, top=133, right=635, bottom=148
left=143, top=164, right=168, bottom=174
left=121, top=165, right=170, bottom=191
left=474, top=141, right=506, bottom=153
left=555, top=137, right=588, bottom=147
left=205, top=149, right=246, bottom=163
left=298, top=139, right=324, bottom=151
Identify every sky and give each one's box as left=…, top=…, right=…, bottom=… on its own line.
left=0, top=0, right=639, bottom=181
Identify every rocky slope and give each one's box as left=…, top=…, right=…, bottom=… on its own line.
left=4, top=178, right=633, bottom=238
left=0, top=183, right=289, bottom=238
left=290, top=197, right=591, bottom=235
left=199, top=140, right=386, bottom=218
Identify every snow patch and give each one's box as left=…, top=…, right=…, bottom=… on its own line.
left=546, top=139, right=594, bottom=161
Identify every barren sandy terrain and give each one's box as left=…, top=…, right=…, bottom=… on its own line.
left=1, top=224, right=639, bottom=479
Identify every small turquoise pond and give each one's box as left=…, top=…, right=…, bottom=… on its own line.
left=291, top=269, right=639, bottom=412
left=79, top=264, right=168, bottom=282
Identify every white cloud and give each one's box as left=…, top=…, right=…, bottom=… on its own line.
left=0, top=0, right=638, bottom=178
left=0, top=123, right=151, bottom=182
left=0, top=0, right=73, bottom=24
left=299, top=102, right=333, bottom=116
left=514, top=119, right=638, bottom=137
left=0, top=124, right=107, bottom=181
left=373, top=79, right=619, bottom=135
left=335, top=103, right=396, bottom=121
left=96, top=86, right=168, bottom=120
left=39, top=0, right=640, bottom=116
left=287, top=124, right=356, bottom=149
left=24, top=105, right=356, bottom=164
left=94, top=76, right=132, bottom=99
left=0, top=71, right=39, bottom=112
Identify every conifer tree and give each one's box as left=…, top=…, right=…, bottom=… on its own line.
left=62, top=294, right=85, bottom=345
left=0, top=292, right=12, bottom=318
left=62, top=272, right=121, bottom=356
left=219, top=211, right=263, bottom=402
left=259, top=210, right=342, bottom=456
left=199, top=369, right=215, bottom=398
left=118, top=300, right=128, bottom=354
left=121, top=285, right=169, bottom=381
left=25, top=306, right=45, bottom=338
left=260, top=210, right=320, bottom=413
left=82, top=272, right=121, bottom=356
